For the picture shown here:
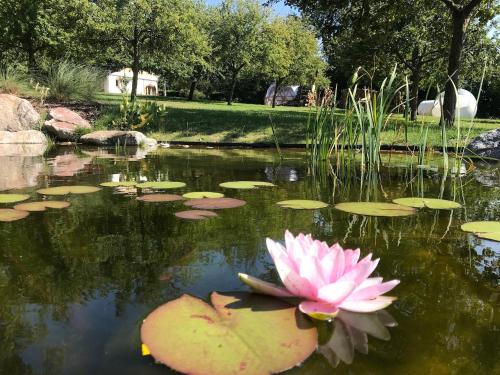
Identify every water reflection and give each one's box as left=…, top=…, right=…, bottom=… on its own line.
left=49, top=153, right=92, bottom=177
left=318, top=310, right=397, bottom=367
left=0, top=144, right=46, bottom=191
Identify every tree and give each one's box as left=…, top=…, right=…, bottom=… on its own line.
left=212, top=0, right=269, bottom=105
left=263, top=17, right=327, bottom=108
left=437, top=0, right=497, bottom=124
left=90, top=0, right=209, bottom=101
left=0, top=0, right=90, bottom=72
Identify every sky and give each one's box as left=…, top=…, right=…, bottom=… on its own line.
left=205, top=0, right=298, bottom=16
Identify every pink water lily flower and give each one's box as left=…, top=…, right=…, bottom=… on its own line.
left=239, top=231, right=399, bottom=319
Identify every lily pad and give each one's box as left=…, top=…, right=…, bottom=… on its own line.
left=182, top=192, right=224, bottom=199
left=461, top=221, right=500, bottom=242
left=335, top=202, right=416, bottom=217
left=37, top=186, right=101, bottom=196
left=141, top=292, right=317, bottom=375
left=14, top=201, right=70, bottom=212
left=0, top=194, right=30, bottom=204
left=277, top=200, right=329, bottom=210
left=393, top=197, right=461, bottom=209
left=100, top=181, right=137, bottom=187
left=136, top=181, right=186, bottom=189
left=219, top=181, right=275, bottom=189
left=185, top=198, right=246, bottom=210
left=137, top=194, right=184, bottom=203
left=175, top=210, right=218, bottom=220
left=0, top=209, right=29, bottom=222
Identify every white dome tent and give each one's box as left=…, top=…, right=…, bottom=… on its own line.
left=264, top=84, right=300, bottom=106
left=417, top=89, right=477, bottom=119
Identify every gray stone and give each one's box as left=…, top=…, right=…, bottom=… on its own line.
left=0, top=94, right=40, bottom=131
left=43, top=107, right=91, bottom=141
left=80, top=130, right=157, bottom=146
left=466, top=128, right=500, bottom=159
left=0, top=130, right=47, bottom=144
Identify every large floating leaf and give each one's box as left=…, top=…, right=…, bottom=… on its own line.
left=37, top=186, right=101, bottom=195
left=136, top=181, right=186, bottom=189
left=0, top=194, right=30, bottom=204
left=185, top=198, right=246, bottom=209
left=137, top=194, right=184, bottom=203
left=335, top=202, right=415, bottom=217
left=0, top=209, right=29, bottom=222
left=183, top=192, right=224, bottom=199
left=141, top=292, right=317, bottom=375
left=219, top=181, right=275, bottom=190
left=277, top=200, right=329, bottom=210
left=393, top=197, right=461, bottom=209
left=175, top=210, right=218, bottom=220
left=461, top=221, right=500, bottom=242
left=14, top=201, right=70, bottom=212
left=100, top=181, right=137, bottom=187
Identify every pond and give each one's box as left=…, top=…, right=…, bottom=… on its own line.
left=0, top=145, right=499, bottom=374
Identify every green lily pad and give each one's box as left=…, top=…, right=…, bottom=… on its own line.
left=219, top=181, right=275, bottom=189
left=277, top=200, right=329, bottom=210
left=461, top=221, right=500, bottom=242
left=137, top=194, right=184, bottom=203
left=141, top=292, right=317, bottom=375
left=100, top=181, right=137, bottom=187
left=175, top=210, right=218, bottom=220
left=0, top=194, right=30, bottom=204
left=182, top=192, right=224, bottom=199
left=0, top=209, right=29, bottom=222
left=37, top=186, right=101, bottom=196
left=393, top=197, right=461, bottom=209
left=14, top=201, right=70, bottom=212
left=184, top=198, right=246, bottom=209
left=136, top=181, right=186, bottom=189
left=335, top=202, right=416, bottom=217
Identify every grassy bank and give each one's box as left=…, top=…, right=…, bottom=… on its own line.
left=97, top=93, right=499, bottom=147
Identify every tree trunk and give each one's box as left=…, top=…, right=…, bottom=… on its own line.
left=188, top=79, right=197, bottom=101
left=272, top=79, right=283, bottom=108
left=442, top=11, right=469, bottom=125
left=410, top=65, right=421, bottom=121
left=227, top=71, right=238, bottom=105
left=130, top=27, right=140, bottom=101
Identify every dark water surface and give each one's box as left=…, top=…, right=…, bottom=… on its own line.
left=0, top=145, right=499, bottom=374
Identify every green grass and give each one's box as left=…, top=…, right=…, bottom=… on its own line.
left=96, top=93, right=500, bottom=147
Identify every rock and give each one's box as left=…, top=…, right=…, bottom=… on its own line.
left=80, top=130, right=157, bottom=146
left=466, top=129, right=500, bottom=159
left=43, top=107, right=91, bottom=141
left=0, top=94, right=40, bottom=131
left=0, top=130, right=47, bottom=144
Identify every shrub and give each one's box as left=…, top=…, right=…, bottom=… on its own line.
left=111, top=95, right=168, bottom=131
left=0, top=68, right=31, bottom=95
left=45, top=61, right=104, bottom=102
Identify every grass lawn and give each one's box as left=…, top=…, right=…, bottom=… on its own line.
left=96, top=93, right=500, bottom=147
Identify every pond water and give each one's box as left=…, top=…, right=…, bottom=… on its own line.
left=0, top=145, right=499, bottom=374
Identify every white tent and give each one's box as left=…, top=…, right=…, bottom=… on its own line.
left=264, top=84, right=299, bottom=106
left=103, top=68, right=159, bottom=96
left=417, top=89, right=477, bottom=119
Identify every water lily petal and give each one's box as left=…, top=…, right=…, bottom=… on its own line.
left=275, top=253, right=315, bottom=299
left=299, top=301, right=339, bottom=320
left=238, top=273, right=294, bottom=298
left=299, top=255, right=325, bottom=288
left=339, top=296, right=397, bottom=313
left=343, top=248, right=361, bottom=272
left=349, top=280, right=400, bottom=301
left=318, top=281, right=357, bottom=305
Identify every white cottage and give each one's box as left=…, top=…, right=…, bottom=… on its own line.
left=103, top=68, right=159, bottom=96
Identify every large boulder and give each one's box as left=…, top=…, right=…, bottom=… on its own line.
left=466, top=129, right=500, bottom=159
left=0, top=130, right=47, bottom=144
left=0, top=94, right=40, bottom=131
left=43, top=107, right=91, bottom=141
left=80, top=130, right=157, bottom=147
